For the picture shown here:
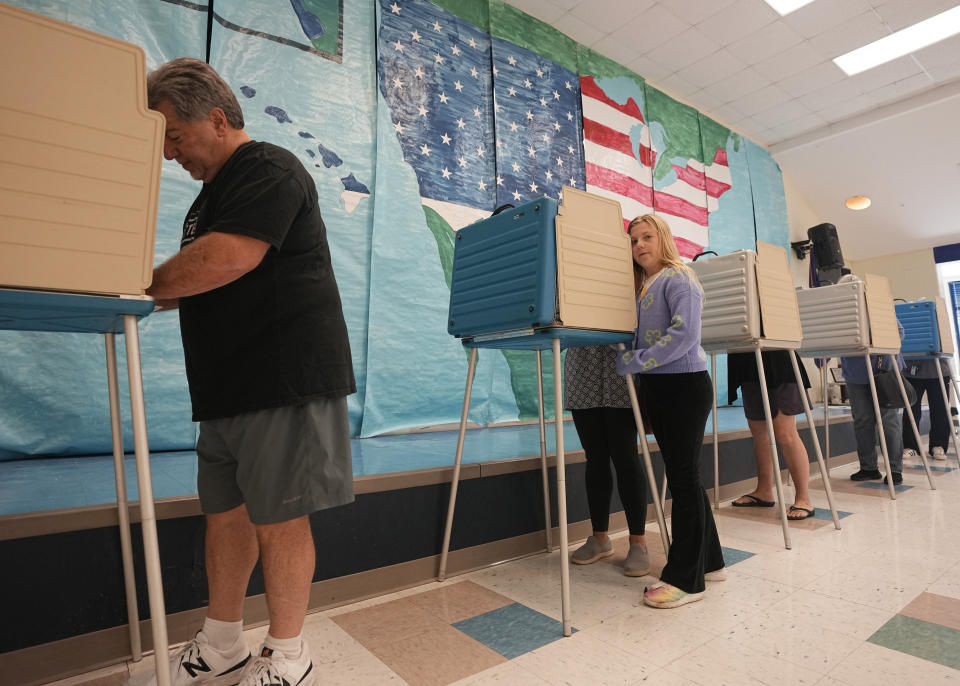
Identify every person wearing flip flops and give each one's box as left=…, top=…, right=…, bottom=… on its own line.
left=565, top=345, right=650, bottom=576
left=727, top=351, right=816, bottom=520
left=616, top=214, right=725, bottom=609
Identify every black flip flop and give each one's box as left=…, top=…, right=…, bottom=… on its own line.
left=787, top=506, right=815, bottom=520
left=732, top=494, right=775, bottom=508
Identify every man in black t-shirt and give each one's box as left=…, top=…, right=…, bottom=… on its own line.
left=145, top=58, right=354, bottom=686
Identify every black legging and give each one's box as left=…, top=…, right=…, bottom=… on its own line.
left=571, top=407, right=648, bottom=535
left=638, top=370, right=724, bottom=594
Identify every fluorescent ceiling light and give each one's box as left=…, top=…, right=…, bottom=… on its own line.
left=834, top=5, right=960, bottom=75
left=762, top=0, right=815, bottom=16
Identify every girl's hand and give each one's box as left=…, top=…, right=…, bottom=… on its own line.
left=616, top=349, right=637, bottom=375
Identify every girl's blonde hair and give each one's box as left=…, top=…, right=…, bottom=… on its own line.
left=627, top=213, right=698, bottom=290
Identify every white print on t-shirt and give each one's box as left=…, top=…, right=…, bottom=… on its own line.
left=181, top=208, right=200, bottom=248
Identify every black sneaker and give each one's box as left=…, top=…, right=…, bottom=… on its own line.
left=850, top=469, right=882, bottom=481
left=883, top=472, right=903, bottom=485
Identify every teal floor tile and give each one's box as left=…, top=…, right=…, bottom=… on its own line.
left=811, top=508, right=853, bottom=521
left=868, top=614, right=960, bottom=671
left=904, top=464, right=953, bottom=472
left=453, top=602, right=574, bottom=659
left=721, top=546, right=755, bottom=566
left=856, top=482, right=913, bottom=492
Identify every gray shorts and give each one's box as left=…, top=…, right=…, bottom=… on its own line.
left=741, top=382, right=806, bottom=421
left=196, top=396, right=354, bottom=525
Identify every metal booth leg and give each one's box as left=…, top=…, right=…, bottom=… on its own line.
left=439, top=347, right=479, bottom=581
left=822, top=360, right=830, bottom=465
left=535, top=350, right=553, bottom=552
left=789, top=353, right=841, bottom=529
left=894, top=365, right=935, bottom=489
left=122, top=315, right=170, bottom=686
left=104, top=332, right=142, bottom=661
left=552, top=339, right=572, bottom=637
left=755, top=349, right=791, bottom=549
left=936, top=364, right=960, bottom=469
left=711, top=354, right=719, bottom=509
left=619, top=345, right=670, bottom=556
left=865, top=353, right=896, bottom=500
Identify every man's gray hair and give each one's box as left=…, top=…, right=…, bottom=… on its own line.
left=147, top=57, right=245, bottom=129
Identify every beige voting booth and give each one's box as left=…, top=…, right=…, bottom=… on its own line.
left=692, top=243, right=838, bottom=549
left=797, top=274, right=934, bottom=498
left=0, top=5, right=170, bottom=685
left=0, top=2, right=163, bottom=295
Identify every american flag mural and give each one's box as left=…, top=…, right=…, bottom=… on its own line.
left=377, top=0, right=584, bottom=223
left=582, top=77, right=736, bottom=258
left=490, top=37, right=585, bottom=206
left=377, top=0, right=496, bottom=225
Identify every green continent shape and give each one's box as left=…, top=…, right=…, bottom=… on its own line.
left=644, top=85, right=705, bottom=182
left=300, top=0, right=340, bottom=56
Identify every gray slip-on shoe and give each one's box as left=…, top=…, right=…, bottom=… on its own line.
left=570, top=535, right=614, bottom=564
left=623, top=543, right=651, bottom=577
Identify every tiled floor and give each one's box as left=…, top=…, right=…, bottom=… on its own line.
left=55, top=448, right=960, bottom=686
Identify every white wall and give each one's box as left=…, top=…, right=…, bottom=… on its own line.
left=848, top=249, right=940, bottom=301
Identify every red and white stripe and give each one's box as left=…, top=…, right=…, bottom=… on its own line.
left=580, top=75, right=711, bottom=259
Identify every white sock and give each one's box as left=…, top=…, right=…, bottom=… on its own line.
left=202, top=617, right=244, bottom=652
left=264, top=632, right=304, bottom=660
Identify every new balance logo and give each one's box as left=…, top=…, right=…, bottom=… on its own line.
left=182, top=655, right=211, bottom=678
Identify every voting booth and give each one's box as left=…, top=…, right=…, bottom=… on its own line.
left=797, top=275, right=936, bottom=496
left=895, top=298, right=960, bottom=467
left=691, top=244, right=839, bottom=548
left=0, top=5, right=170, bottom=684
left=440, top=188, right=668, bottom=636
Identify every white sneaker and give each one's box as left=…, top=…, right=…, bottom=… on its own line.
left=930, top=446, right=947, bottom=461
left=705, top=568, right=727, bottom=582
left=147, top=631, right=251, bottom=686
left=902, top=448, right=919, bottom=460
left=238, top=643, right=314, bottom=686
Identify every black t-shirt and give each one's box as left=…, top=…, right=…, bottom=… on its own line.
left=178, top=141, right=355, bottom=421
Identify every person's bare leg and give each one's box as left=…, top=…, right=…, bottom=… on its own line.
left=206, top=504, right=259, bottom=622
left=733, top=418, right=776, bottom=504
left=256, top=515, right=315, bottom=638
left=772, top=412, right=813, bottom=511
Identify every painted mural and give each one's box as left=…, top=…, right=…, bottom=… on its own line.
left=0, top=0, right=788, bottom=459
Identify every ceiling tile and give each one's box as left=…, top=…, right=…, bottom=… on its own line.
left=662, top=0, right=736, bottom=26
left=650, top=71, right=701, bottom=99
left=677, top=49, right=747, bottom=89
left=808, top=10, right=890, bottom=59
left=752, top=98, right=812, bottom=128
left=711, top=101, right=749, bottom=124
left=659, top=26, right=722, bottom=71
left=550, top=12, right=606, bottom=46
left=864, top=73, right=938, bottom=107
left=590, top=35, right=648, bottom=66
left=505, top=0, right=569, bottom=23
left=764, top=112, right=828, bottom=142
left=736, top=84, right=792, bottom=115
left=797, top=79, right=864, bottom=112
left=775, top=60, right=846, bottom=98
left=848, top=56, right=922, bottom=93
left=703, top=66, right=771, bottom=103
left=625, top=53, right=676, bottom=82
left=726, top=19, right=804, bottom=64
left=694, top=0, right=779, bottom=47
left=871, top=0, right=959, bottom=32
left=733, top=115, right=772, bottom=140
left=687, top=88, right=726, bottom=113
left=782, top=0, right=871, bottom=39
left=568, top=0, right=653, bottom=32
left=926, top=61, right=960, bottom=81
left=608, top=4, right=689, bottom=52
left=914, top=34, right=960, bottom=71
left=819, top=93, right=874, bottom=122
left=752, top=40, right=825, bottom=81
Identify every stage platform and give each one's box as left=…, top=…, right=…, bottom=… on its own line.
left=0, top=403, right=864, bottom=686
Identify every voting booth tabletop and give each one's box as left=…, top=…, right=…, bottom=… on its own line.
left=0, top=406, right=858, bottom=686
